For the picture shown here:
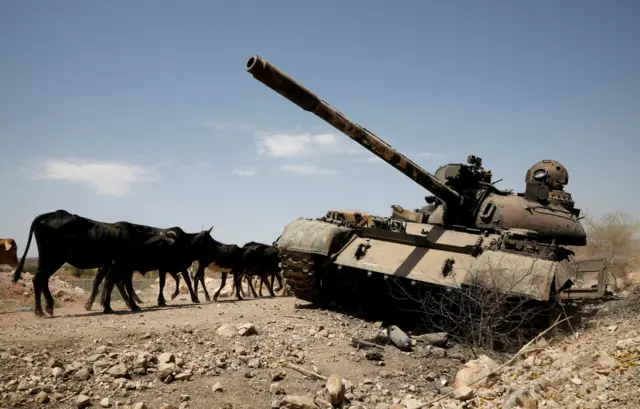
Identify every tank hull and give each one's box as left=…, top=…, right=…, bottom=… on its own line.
left=275, top=217, right=608, bottom=305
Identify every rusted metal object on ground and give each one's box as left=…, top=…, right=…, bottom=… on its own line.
left=245, top=55, right=608, bottom=308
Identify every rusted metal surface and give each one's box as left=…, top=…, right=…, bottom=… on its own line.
left=466, top=250, right=557, bottom=301
left=559, top=257, right=609, bottom=300
left=275, top=218, right=352, bottom=256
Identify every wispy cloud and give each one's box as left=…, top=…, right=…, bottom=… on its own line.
left=280, top=164, right=339, bottom=175
left=256, top=132, right=361, bottom=157
left=230, top=168, right=256, bottom=176
left=32, top=158, right=153, bottom=197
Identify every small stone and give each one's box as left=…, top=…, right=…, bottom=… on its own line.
left=107, top=363, right=129, bottom=378
left=100, top=397, right=112, bottom=408
left=132, top=403, right=147, bottom=409
left=237, top=323, right=257, bottom=336
left=175, top=372, right=192, bottom=381
left=326, top=374, right=346, bottom=405
left=280, top=395, right=317, bottom=409
left=76, top=368, right=92, bottom=381
left=48, top=358, right=63, bottom=368
left=35, top=391, right=50, bottom=404
left=159, top=405, right=178, bottom=409
left=216, top=323, right=237, bottom=338
left=52, top=367, right=63, bottom=378
left=502, top=386, right=538, bottom=409
left=158, top=353, right=175, bottom=364
left=212, top=381, right=223, bottom=392
left=453, top=386, right=474, bottom=401
left=270, top=383, right=286, bottom=395
left=77, top=395, right=91, bottom=408
left=271, top=370, right=287, bottom=382
left=157, top=362, right=176, bottom=381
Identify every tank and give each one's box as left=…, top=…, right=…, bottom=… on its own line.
left=245, top=55, right=609, bottom=307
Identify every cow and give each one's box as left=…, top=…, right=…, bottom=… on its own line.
left=85, top=269, right=187, bottom=311
left=89, top=226, right=216, bottom=314
left=231, top=265, right=285, bottom=298
left=211, top=241, right=282, bottom=301
left=0, top=238, right=18, bottom=267
left=12, top=209, right=184, bottom=317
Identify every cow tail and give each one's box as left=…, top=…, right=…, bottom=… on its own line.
left=12, top=217, right=37, bottom=283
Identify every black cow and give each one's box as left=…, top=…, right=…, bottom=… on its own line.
left=83, top=266, right=183, bottom=311
left=12, top=210, right=178, bottom=317
left=97, top=226, right=216, bottom=313
left=84, top=226, right=206, bottom=311
left=212, top=241, right=282, bottom=301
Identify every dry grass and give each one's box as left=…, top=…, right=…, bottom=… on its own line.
left=572, top=211, right=640, bottom=291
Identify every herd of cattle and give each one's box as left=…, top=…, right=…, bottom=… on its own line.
left=1, top=209, right=286, bottom=318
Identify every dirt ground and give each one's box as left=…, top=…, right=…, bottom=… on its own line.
left=0, top=276, right=469, bottom=409
left=2, top=273, right=640, bottom=409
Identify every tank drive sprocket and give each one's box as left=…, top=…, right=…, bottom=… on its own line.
left=279, top=250, right=326, bottom=303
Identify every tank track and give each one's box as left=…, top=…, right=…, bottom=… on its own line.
left=279, top=250, right=327, bottom=304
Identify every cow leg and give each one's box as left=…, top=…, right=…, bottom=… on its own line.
left=123, top=272, right=141, bottom=312
left=157, top=270, right=168, bottom=307
left=102, top=272, right=118, bottom=314
left=273, top=271, right=284, bottom=292
left=86, top=265, right=110, bottom=311
left=180, top=268, right=199, bottom=304
left=233, top=270, right=245, bottom=300
left=32, top=275, right=45, bottom=317
left=130, top=285, right=144, bottom=304
left=229, top=274, right=236, bottom=296
left=246, top=271, right=260, bottom=298
left=213, top=271, right=228, bottom=302
left=264, top=271, right=276, bottom=297
left=170, top=271, right=181, bottom=300
left=194, top=263, right=210, bottom=302
left=199, top=269, right=211, bottom=302
left=115, top=282, right=133, bottom=308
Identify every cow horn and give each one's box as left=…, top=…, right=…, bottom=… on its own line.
left=4, top=241, right=12, bottom=251
left=166, top=231, right=178, bottom=238
left=207, top=225, right=214, bottom=234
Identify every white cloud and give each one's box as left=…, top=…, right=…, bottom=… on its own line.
left=280, top=164, right=339, bottom=175
left=230, top=168, right=256, bottom=176
left=32, top=158, right=151, bottom=197
left=256, top=132, right=358, bottom=157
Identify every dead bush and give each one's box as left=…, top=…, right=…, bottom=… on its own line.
left=387, top=258, right=559, bottom=355
left=581, top=211, right=639, bottom=291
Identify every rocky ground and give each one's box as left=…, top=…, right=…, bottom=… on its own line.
left=1, top=273, right=639, bottom=409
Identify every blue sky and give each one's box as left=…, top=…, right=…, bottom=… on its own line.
left=1, top=1, right=638, bottom=258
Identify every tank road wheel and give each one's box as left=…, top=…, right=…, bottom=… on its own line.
left=280, top=251, right=326, bottom=304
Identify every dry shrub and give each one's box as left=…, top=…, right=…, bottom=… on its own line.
left=387, top=259, right=554, bottom=354
left=581, top=211, right=639, bottom=291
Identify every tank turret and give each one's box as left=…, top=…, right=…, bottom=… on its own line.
left=246, top=55, right=587, bottom=246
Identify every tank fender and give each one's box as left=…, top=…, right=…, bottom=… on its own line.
left=275, top=218, right=353, bottom=256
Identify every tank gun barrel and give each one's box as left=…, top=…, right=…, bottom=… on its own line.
left=245, top=55, right=462, bottom=208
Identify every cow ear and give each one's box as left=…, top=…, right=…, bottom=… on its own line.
left=4, top=241, right=12, bottom=251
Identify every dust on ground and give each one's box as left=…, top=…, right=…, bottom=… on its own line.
left=1, top=272, right=640, bottom=409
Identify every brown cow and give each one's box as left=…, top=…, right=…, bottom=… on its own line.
left=0, top=239, right=18, bottom=267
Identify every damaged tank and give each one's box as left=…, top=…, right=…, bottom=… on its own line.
left=245, top=55, right=608, bottom=308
